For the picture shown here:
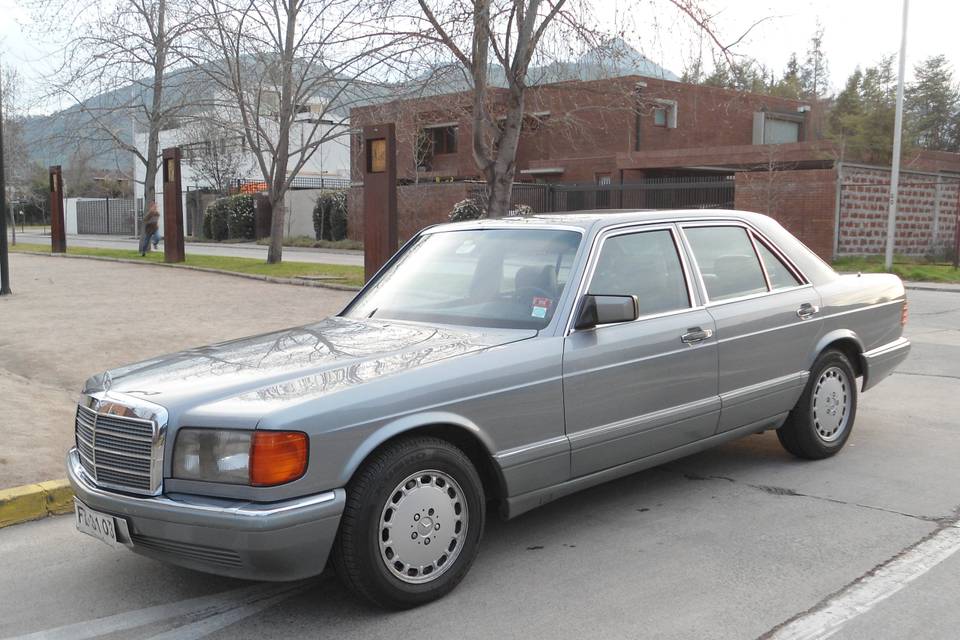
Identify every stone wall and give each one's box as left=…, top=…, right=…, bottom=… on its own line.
left=837, top=165, right=959, bottom=258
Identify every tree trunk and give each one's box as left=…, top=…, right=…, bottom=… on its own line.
left=142, top=0, right=167, bottom=211
left=267, top=191, right=285, bottom=263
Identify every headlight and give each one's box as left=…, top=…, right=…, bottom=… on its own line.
left=172, top=429, right=308, bottom=486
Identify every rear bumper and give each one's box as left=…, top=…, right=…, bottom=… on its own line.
left=66, top=448, right=344, bottom=581
left=861, top=337, right=911, bottom=391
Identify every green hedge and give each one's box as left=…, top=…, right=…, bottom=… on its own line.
left=203, top=194, right=255, bottom=241
left=312, top=190, right=348, bottom=241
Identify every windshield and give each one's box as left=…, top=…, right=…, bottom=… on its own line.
left=345, top=228, right=582, bottom=330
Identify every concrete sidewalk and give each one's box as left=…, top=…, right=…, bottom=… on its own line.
left=0, top=253, right=353, bottom=489
left=14, top=231, right=364, bottom=267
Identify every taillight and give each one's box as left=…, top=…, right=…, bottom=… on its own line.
left=901, top=298, right=909, bottom=327
left=250, top=431, right=309, bottom=486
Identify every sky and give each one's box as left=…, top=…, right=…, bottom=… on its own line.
left=1, top=0, right=959, bottom=114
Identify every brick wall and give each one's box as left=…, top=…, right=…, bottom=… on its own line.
left=734, top=169, right=837, bottom=260
left=837, top=166, right=959, bottom=257
left=347, top=182, right=474, bottom=244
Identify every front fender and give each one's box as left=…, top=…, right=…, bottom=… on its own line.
left=336, top=411, right=497, bottom=487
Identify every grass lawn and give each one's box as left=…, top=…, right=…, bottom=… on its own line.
left=10, top=243, right=364, bottom=288
left=833, top=255, right=960, bottom=283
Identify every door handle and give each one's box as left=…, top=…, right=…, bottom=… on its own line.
left=797, top=303, right=820, bottom=319
left=681, top=327, right=714, bottom=344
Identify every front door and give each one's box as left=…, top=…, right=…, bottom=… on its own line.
left=563, top=225, right=721, bottom=477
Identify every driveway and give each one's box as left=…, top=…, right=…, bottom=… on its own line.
left=0, top=274, right=957, bottom=639
left=0, top=253, right=353, bottom=487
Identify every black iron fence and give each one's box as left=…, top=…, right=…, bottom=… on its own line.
left=76, top=198, right=137, bottom=235
left=473, top=175, right=735, bottom=214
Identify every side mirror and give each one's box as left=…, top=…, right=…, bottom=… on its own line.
left=574, top=294, right=639, bottom=330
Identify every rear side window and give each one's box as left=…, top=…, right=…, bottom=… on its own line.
left=754, top=239, right=801, bottom=289
left=589, top=229, right=690, bottom=316
left=684, top=226, right=767, bottom=301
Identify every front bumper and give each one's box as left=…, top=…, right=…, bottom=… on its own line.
left=861, top=336, right=911, bottom=391
left=66, top=449, right=345, bottom=581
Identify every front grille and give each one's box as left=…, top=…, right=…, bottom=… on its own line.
left=75, top=404, right=160, bottom=495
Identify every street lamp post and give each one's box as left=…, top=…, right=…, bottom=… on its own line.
left=0, top=63, right=12, bottom=296
left=884, top=0, right=910, bottom=271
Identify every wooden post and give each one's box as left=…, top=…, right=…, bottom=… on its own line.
left=362, top=124, right=398, bottom=281
left=49, top=166, right=66, bottom=253
left=162, top=147, right=185, bottom=263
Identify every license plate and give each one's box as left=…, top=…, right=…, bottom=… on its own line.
left=74, top=499, right=120, bottom=547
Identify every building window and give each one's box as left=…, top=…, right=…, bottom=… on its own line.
left=653, top=108, right=667, bottom=127
left=753, top=111, right=803, bottom=144
left=426, top=125, right=458, bottom=155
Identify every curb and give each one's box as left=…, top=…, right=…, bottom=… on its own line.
left=12, top=251, right=362, bottom=292
left=0, top=480, right=74, bottom=529
left=904, top=284, right=960, bottom=294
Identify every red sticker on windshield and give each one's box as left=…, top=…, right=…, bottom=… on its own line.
left=532, top=297, right=552, bottom=309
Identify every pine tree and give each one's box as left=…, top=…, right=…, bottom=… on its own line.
left=800, top=23, right=830, bottom=99
left=905, top=55, right=960, bottom=151
left=772, top=54, right=802, bottom=99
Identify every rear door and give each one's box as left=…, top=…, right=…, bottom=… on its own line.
left=562, top=225, right=720, bottom=477
left=680, top=222, right=823, bottom=433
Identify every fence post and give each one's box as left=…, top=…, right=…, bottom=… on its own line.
left=49, top=166, right=66, bottom=253
left=105, top=197, right=111, bottom=235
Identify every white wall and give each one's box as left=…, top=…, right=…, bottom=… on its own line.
left=64, top=198, right=78, bottom=235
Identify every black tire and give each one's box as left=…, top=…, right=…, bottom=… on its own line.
left=332, top=436, right=486, bottom=609
left=777, top=349, right=858, bottom=460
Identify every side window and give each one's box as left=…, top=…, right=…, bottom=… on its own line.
left=754, top=238, right=801, bottom=289
left=589, top=229, right=690, bottom=316
left=684, top=226, right=768, bottom=301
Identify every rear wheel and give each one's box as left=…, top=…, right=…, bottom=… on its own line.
left=332, top=436, right=485, bottom=609
left=777, top=349, right=858, bottom=460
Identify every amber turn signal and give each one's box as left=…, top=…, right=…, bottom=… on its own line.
left=250, top=431, right=308, bottom=486
left=901, top=298, right=909, bottom=327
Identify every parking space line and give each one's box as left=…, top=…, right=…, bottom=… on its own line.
left=765, top=522, right=960, bottom=640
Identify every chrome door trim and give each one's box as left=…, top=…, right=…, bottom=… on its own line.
left=719, top=371, right=809, bottom=406
left=564, top=223, right=700, bottom=335
left=566, top=395, right=721, bottom=449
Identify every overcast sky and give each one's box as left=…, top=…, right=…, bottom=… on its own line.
left=1, top=0, right=958, bottom=114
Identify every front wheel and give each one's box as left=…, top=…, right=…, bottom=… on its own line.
left=777, top=349, right=858, bottom=460
left=332, top=436, right=485, bottom=609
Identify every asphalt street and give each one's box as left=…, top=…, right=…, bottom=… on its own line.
left=14, top=231, right=364, bottom=266
left=0, top=288, right=957, bottom=640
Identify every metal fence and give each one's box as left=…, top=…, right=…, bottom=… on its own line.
left=76, top=198, right=137, bottom=235
left=473, top=175, right=735, bottom=214
left=233, top=176, right=351, bottom=193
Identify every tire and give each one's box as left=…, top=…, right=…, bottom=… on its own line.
left=332, top=436, right=486, bottom=609
left=777, top=349, right=858, bottom=460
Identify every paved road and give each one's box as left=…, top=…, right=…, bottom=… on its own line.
left=1, top=289, right=958, bottom=639
left=14, top=231, right=364, bottom=266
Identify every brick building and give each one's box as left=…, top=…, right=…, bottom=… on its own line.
left=349, top=75, right=960, bottom=260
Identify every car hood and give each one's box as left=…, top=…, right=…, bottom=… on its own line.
left=83, top=317, right=536, bottom=417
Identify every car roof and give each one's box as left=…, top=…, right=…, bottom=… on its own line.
left=436, top=209, right=775, bottom=234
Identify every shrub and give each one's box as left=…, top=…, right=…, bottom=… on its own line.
left=449, top=198, right=486, bottom=222
left=225, top=194, right=255, bottom=240
left=312, top=190, right=349, bottom=241
left=203, top=194, right=254, bottom=241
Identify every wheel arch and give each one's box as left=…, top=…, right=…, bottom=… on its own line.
left=339, top=412, right=507, bottom=506
left=812, top=329, right=865, bottom=379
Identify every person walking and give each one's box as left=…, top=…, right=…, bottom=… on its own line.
left=140, top=203, right=161, bottom=256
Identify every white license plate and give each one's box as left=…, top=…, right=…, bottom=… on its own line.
left=74, top=499, right=121, bottom=547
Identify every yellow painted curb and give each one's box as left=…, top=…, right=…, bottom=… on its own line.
left=0, top=479, right=74, bottom=528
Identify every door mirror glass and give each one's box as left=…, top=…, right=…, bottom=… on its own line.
left=575, top=294, right=639, bottom=330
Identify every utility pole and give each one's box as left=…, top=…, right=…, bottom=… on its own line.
left=0, top=58, right=12, bottom=296
left=884, top=0, right=909, bottom=271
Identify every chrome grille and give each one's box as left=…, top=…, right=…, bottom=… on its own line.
left=75, top=403, right=161, bottom=495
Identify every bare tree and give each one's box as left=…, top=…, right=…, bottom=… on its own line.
left=184, top=0, right=393, bottom=263
left=28, top=0, right=199, bottom=208
left=181, top=116, right=249, bottom=192
left=1, top=64, right=28, bottom=200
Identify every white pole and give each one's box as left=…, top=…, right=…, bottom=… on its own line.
left=884, top=0, right=909, bottom=270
